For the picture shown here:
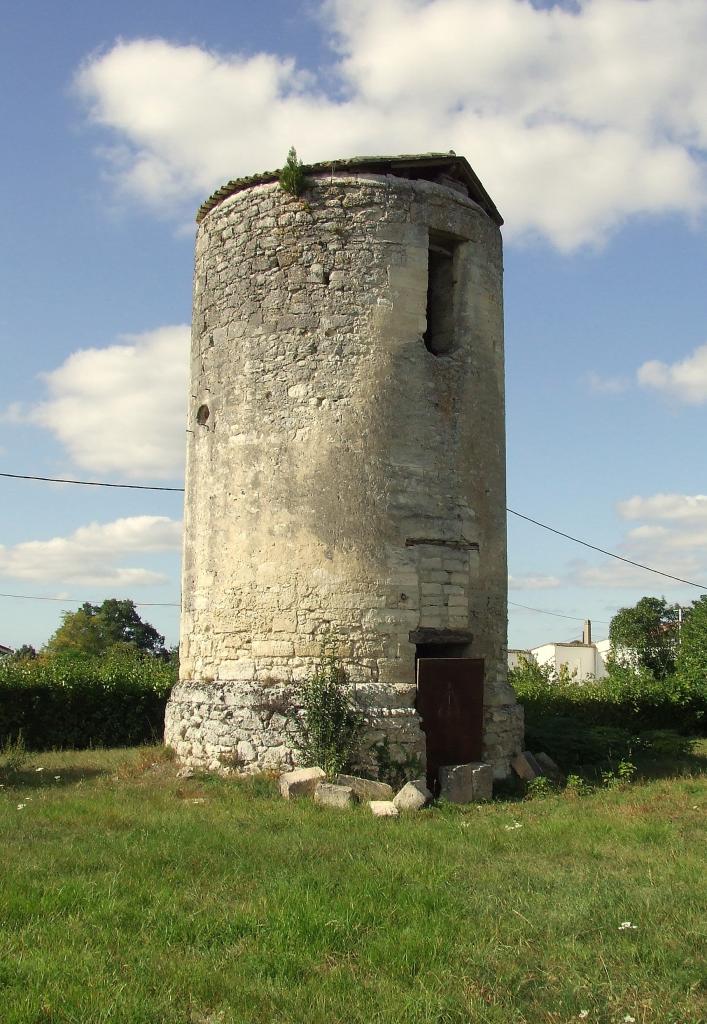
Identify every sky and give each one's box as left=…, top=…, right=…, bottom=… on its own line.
left=1, top=0, right=706, bottom=652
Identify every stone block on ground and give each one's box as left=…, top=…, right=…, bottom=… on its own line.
left=279, top=766, right=325, bottom=799
left=535, top=752, right=561, bottom=777
left=314, top=783, right=355, bottom=809
left=393, top=779, right=432, bottom=811
left=438, top=762, right=493, bottom=803
left=369, top=800, right=399, bottom=817
left=334, top=774, right=394, bottom=802
left=511, top=751, right=543, bottom=782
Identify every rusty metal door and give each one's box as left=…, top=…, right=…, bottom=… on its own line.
left=416, top=658, right=484, bottom=792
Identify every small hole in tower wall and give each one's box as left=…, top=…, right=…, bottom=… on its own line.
left=196, top=404, right=210, bottom=426
left=424, top=231, right=458, bottom=356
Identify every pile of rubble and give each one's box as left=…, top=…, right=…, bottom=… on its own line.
left=279, top=761, right=495, bottom=815
left=279, top=751, right=562, bottom=815
left=510, top=750, right=560, bottom=781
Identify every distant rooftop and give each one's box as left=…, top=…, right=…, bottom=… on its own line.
left=196, top=152, right=503, bottom=226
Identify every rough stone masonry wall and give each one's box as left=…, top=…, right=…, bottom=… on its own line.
left=165, top=170, right=523, bottom=778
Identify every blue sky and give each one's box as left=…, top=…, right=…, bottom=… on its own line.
left=1, top=0, right=706, bottom=651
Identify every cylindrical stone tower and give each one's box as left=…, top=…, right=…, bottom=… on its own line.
left=165, top=153, right=523, bottom=780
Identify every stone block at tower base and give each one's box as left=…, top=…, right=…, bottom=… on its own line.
left=393, top=779, right=432, bottom=811
left=279, top=767, right=325, bottom=799
left=511, top=752, right=543, bottom=782
left=314, top=783, right=355, bottom=808
left=334, top=774, right=394, bottom=802
left=369, top=800, right=399, bottom=817
left=438, top=762, right=494, bottom=803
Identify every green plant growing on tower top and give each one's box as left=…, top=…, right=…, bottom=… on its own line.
left=278, top=146, right=308, bottom=197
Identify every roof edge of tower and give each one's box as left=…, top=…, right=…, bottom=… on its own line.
left=195, top=153, right=503, bottom=226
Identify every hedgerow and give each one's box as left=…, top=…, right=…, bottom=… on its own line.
left=509, top=656, right=705, bottom=769
left=0, top=650, right=176, bottom=750
left=511, top=658, right=705, bottom=735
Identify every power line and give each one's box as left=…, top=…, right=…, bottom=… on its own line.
left=507, top=507, right=707, bottom=591
left=508, top=600, right=610, bottom=625
left=0, top=591, right=179, bottom=607
left=0, top=590, right=602, bottom=622
left=3, top=471, right=706, bottom=591
left=0, top=472, right=183, bottom=493
left=0, top=591, right=609, bottom=623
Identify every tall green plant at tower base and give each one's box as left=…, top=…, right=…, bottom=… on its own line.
left=294, top=636, right=365, bottom=778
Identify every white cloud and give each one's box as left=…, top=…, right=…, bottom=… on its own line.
left=73, top=0, right=707, bottom=250
left=576, top=490, right=707, bottom=588
left=618, top=493, right=707, bottom=522
left=618, top=495, right=707, bottom=560
left=587, top=371, right=629, bottom=395
left=573, top=559, right=675, bottom=590
left=637, top=342, right=707, bottom=404
left=27, top=325, right=189, bottom=480
left=0, top=516, right=182, bottom=587
left=508, top=573, right=561, bottom=590
left=0, top=402, right=23, bottom=424
left=574, top=554, right=704, bottom=590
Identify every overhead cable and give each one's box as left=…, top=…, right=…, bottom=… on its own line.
left=0, top=472, right=183, bottom=493
left=3, top=472, right=706, bottom=590
left=0, top=591, right=179, bottom=607
left=507, top=507, right=707, bottom=591
left=508, top=600, right=610, bottom=624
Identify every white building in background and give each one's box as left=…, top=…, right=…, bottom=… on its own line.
left=531, top=639, right=609, bottom=681
left=508, top=649, right=532, bottom=671
left=509, top=621, right=611, bottom=682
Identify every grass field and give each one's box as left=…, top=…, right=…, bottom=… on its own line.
left=1, top=745, right=705, bottom=1024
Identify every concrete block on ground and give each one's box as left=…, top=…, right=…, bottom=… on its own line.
left=511, top=751, right=543, bottom=782
left=393, top=779, right=432, bottom=811
left=535, top=752, right=561, bottom=777
left=438, top=762, right=493, bottom=803
left=369, top=800, right=399, bottom=817
left=279, top=766, right=325, bottom=799
left=334, top=774, right=394, bottom=802
left=314, top=783, right=355, bottom=809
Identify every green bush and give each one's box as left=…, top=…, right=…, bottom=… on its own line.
left=293, top=637, right=364, bottom=778
left=509, top=655, right=705, bottom=772
left=510, top=657, right=706, bottom=736
left=637, top=729, right=695, bottom=759
left=372, top=734, right=423, bottom=790
left=523, top=714, right=635, bottom=768
left=0, top=649, right=176, bottom=750
left=1, top=732, right=29, bottom=772
left=278, top=146, right=308, bottom=197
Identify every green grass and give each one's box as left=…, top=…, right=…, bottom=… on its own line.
left=1, top=746, right=705, bottom=1024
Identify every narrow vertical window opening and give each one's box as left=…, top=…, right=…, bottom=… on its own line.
left=424, top=232, right=458, bottom=356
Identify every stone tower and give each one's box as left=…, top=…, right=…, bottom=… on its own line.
left=165, top=154, right=523, bottom=781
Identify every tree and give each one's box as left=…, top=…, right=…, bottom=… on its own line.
left=8, top=644, right=37, bottom=662
left=609, top=596, right=679, bottom=679
left=44, top=599, right=167, bottom=658
left=675, top=595, right=707, bottom=687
